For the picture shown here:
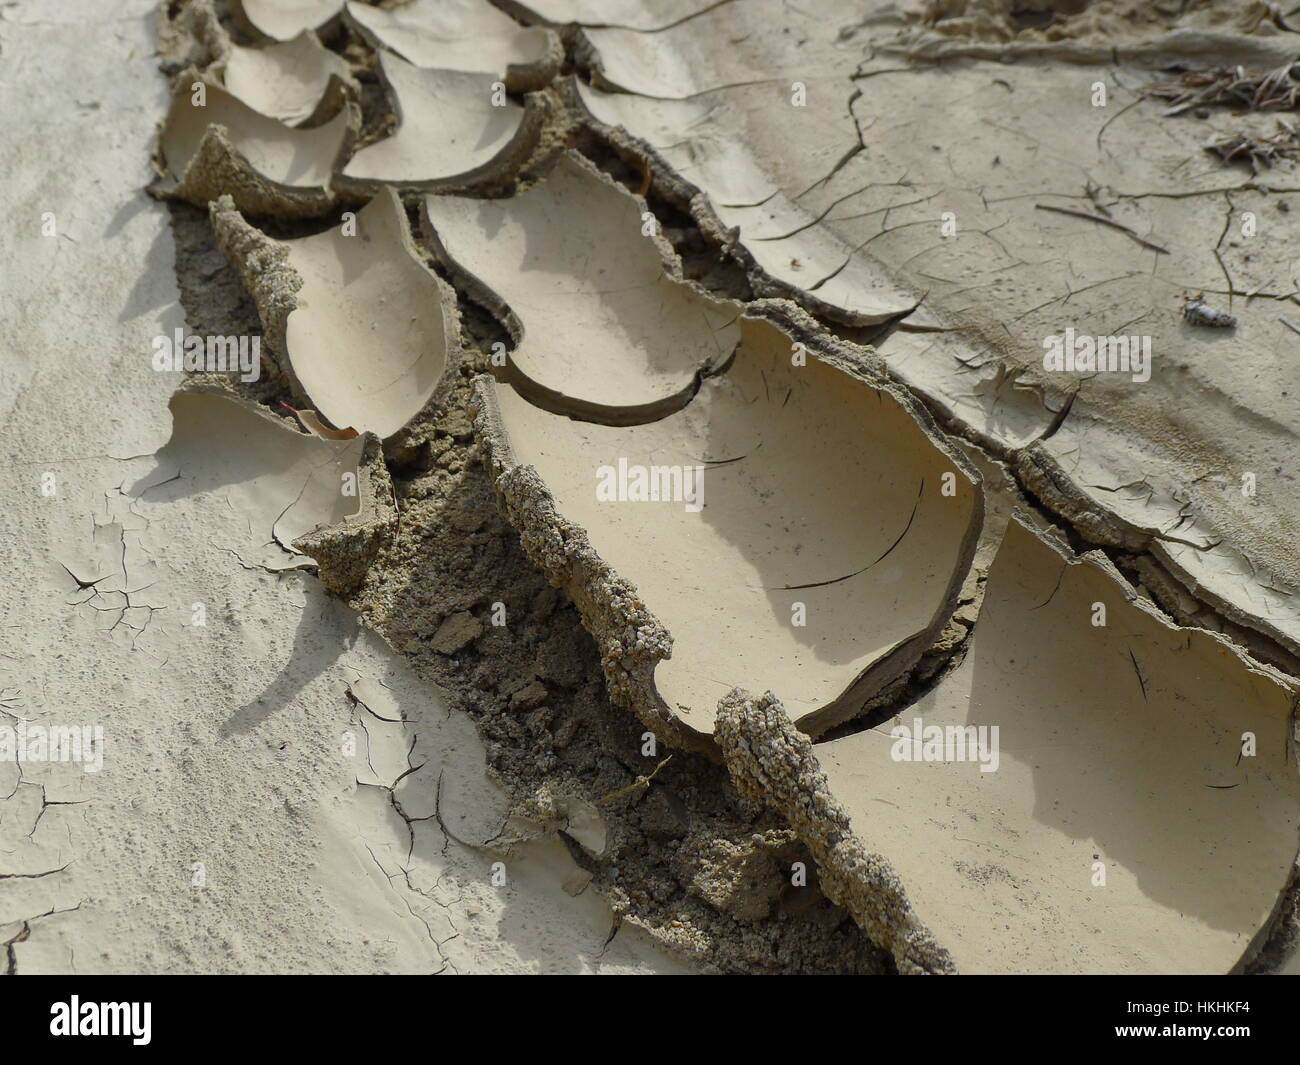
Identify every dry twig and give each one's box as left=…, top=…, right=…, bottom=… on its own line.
left=1034, top=203, right=1169, bottom=254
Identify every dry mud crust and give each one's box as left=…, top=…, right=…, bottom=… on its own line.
left=715, top=688, right=956, bottom=975
left=333, top=51, right=552, bottom=197
left=149, top=0, right=1300, bottom=974
left=177, top=0, right=360, bottom=127
left=472, top=297, right=983, bottom=748
left=292, top=368, right=893, bottom=973
left=555, top=0, right=1300, bottom=682
left=167, top=200, right=885, bottom=972
left=421, top=151, right=742, bottom=425
left=209, top=188, right=462, bottom=438
left=731, top=517, right=1300, bottom=975
left=172, top=199, right=887, bottom=970
left=152, top=66, right=362, bottom=219
left=561, top=76, right=920, bottom=330
left=341, top=0, right=564, bottom=94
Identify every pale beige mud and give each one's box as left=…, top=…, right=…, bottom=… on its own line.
left=474, top=302, right=983, bottom=743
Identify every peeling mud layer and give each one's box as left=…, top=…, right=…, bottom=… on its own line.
left=4, top=0, right=1299, bottom=980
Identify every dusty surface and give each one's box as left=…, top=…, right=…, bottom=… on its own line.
left=3, top=0, right=1298, bottom=976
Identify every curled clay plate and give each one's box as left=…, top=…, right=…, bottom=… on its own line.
left=474, top=305, right=983, bottom=743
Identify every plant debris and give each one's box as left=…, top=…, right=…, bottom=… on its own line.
left=1205, top=119, right=1300, bottom=171
left=1147, top=58, right=1300, bottom=115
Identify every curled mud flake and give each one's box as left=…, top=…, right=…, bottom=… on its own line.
left=474, top=305, right=982, bottom=740
left=138, top=386, right=367, bottom=572
left=212, top=190, right=461, bottom=439
left=336, top=51, right=545, bottom=194
left=463, top=416, right=689, bottom=747
left=232, top=0, right=343, bottom=43
left=569, top=80, right=919, bottom=327
left=816, top=517, right=1300, bottom=975
left=217, top=32, right=357, bottom=127
left=425, top=152, right=741, bottom=423
left=154, top=73, right=358, bottom=218
left=281, top=402, right=358, bottom=440
left=208, top=193, right=300, bottom=372
left=343, top=0, right=563, bottom=93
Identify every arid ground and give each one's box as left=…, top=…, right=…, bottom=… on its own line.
left=2, top=0, right=1298, bottom=975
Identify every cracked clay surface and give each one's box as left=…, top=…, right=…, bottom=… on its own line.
left=1, top=0, right=1297, bottom=977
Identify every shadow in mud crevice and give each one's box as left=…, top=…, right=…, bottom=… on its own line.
left=339, top=400, right=892, bottom=972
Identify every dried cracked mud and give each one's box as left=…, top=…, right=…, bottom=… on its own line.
left=2, top=0, right=1298, bottom=978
